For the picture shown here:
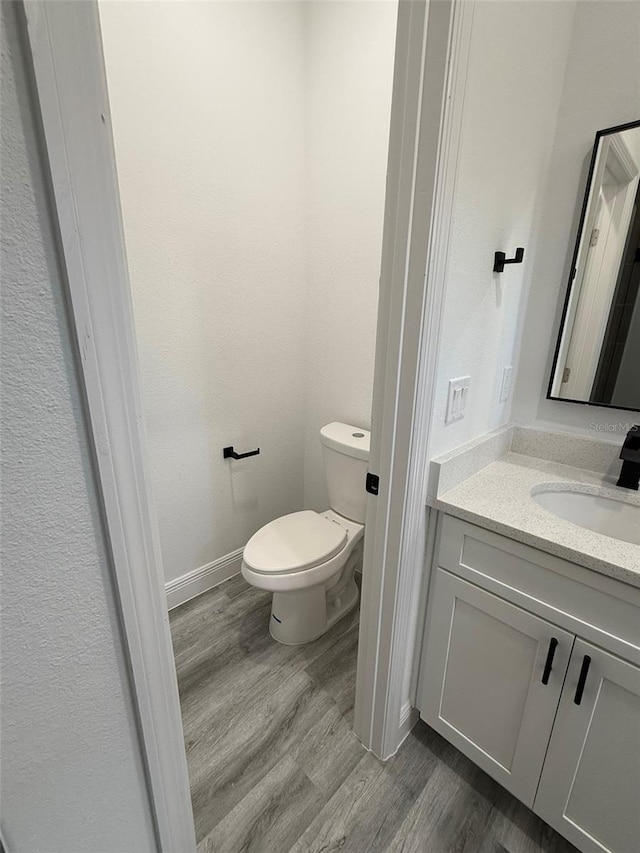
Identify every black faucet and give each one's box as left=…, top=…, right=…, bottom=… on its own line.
left=617, top=425, right=640, bottom=490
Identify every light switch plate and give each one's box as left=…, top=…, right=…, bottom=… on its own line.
left=500, top=365, right=513, bottom=403
left=446, top=376, right=471, bottom=424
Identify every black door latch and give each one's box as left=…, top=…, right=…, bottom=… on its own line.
left=366, top=473, right=379, bottom=496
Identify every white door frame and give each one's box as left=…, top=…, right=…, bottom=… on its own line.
left=21, top=3, right=196, bottom=851
left=354, top=0, right=474, bottom=758
left=21, top=0, right=473, bottom=847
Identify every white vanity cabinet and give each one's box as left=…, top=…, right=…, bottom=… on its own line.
left=417, top=515, right=640, bottom=853
left=419, top=568, right=574, bottom=806
left=535, top=640, right=640, bottom=853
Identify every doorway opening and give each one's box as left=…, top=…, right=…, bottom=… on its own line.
left=98, top=1, right=397, bottom=843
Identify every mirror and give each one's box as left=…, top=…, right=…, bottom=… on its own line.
left=549, top=120, right=640, bottom=412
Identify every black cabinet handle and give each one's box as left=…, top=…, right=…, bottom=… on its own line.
left=541, top=637, right=558, bottom=685
left=223, top=446, right=260, bottom=460
left=574, top=655, right=591, bottom=705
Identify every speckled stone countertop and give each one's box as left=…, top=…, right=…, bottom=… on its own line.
left=428, top=451, right=640, bottom=588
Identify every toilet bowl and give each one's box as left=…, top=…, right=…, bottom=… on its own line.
left=241, top=422, right=370, bottom=645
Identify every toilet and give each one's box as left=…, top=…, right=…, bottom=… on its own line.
left=241, top=422, right=370, bottom=645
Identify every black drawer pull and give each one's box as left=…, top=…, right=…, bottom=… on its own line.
left=223, top=446, right=260, bottom=460
left=541, top=637, right=558, bottom=685
left=574, top=655, right=591, bottom=705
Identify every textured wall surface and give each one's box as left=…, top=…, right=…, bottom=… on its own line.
left=100, top=1, right=396, bottom=581
left=302, top=0, right=397, bottom=512
left=513, top=0, right=640, bottom=436
left=0, top=6, right=157, bottom=851
left=100, top=1, right=308, bottom=583
left=429, top=0, right=577, bottom=458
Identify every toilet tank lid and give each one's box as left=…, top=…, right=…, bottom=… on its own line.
left=320, top=422, right=370, bottom=461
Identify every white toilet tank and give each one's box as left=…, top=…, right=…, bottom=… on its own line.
left=320, top=422, right=370, bottom=524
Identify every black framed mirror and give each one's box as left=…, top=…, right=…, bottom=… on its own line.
left=548, top=119, right=640, bottom=412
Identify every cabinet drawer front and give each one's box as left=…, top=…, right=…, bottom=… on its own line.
left=417, top=568, right=573, bottom=807
left=439, top=515, right=640, bottom=657
left=535, top=640, right=640, bottom=853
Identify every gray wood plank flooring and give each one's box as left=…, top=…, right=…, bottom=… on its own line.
left=169, top=576, right=578, bottom=853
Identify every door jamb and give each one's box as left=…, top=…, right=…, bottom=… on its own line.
left=354, top=0, right=474, bottom=759
left=21, top=3, right=197, bottom=851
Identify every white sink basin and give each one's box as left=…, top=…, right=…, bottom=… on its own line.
left=532, top=486, right=640, bottom=546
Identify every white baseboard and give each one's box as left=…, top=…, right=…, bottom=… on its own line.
left=357, top=701, right=420, bottom=761
left=397, top=701, right=419, bottom=749
left=165, top=548, right=243, bottom=610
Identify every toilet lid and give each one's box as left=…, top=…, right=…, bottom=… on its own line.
left=243, top=511, right=347, bottom=574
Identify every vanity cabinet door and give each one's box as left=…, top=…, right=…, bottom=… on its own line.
left=534, top=640, right=640, bottom=853
left=417, top=568, right=573, bottom=807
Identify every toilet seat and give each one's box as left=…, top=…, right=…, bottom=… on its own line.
left=243, top=510, right=347, bottom=574
left=241, top=509, right=364, bottom=593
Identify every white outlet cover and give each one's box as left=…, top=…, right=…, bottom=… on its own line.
left=500, top=365, right=513, bottom=403
left=446, top=376, right=471, bottom=424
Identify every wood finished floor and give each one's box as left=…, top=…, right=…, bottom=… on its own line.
left=169, top=575, right=578, bottom=853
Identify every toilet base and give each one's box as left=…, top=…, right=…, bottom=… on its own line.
left=269, top=577, right=359, bottom=645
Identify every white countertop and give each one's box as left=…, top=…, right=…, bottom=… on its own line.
left=428, top=451, right=640, bottom=588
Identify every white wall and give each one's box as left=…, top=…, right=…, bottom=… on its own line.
left=100, top=1, right=308, bottom=584
left=303, top=0, right=397, bottom=511
left=100, top=1, right=396, bottom=582
left=623, top=125, right=640, bottom=169
left=429, top=0, right=577, bottom=458
left=0, top=5, right=157, bottom=850
left=513, top=0, right=640, bottom=435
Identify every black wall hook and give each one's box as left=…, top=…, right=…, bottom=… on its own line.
left=494, top=247, right=524, bottom=273
left=223, top=446, right=260, bottom=460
